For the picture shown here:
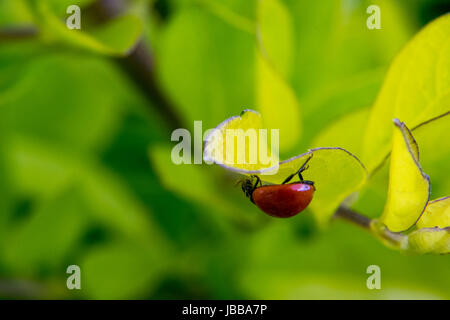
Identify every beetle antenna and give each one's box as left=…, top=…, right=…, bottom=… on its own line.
left=234, top=179, right=243, bottom=187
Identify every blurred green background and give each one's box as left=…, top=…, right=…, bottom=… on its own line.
left=0, top=0, right=449, bottom=299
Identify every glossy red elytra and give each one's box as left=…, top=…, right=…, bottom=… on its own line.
left=240, top=156, right=315, bottom=218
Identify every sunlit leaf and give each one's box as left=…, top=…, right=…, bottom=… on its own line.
left=288, top=0, right=412, bottom=150
left=256, top=0, right=300, bottom=152
left=88, top=15, right=143, bottom=55
left=352, top=112, right=450, bottom=221
left=257, top=0, right=293, bottom=77
left=31, top=1, right=143, bottom=56
left=381, top=119, right=430, bottom=232
left=413, top=113, right=450, bottom=200
left=351, top=163, right=389, bottom=219
left=198, top=0, right=255, bottom=33
left=310, top=107, right=371, bottom=156
left=363, top=14, right=450, bottom=172
left=408, top=227, right=450, bottom=255
left=0, top=0, right=33, bottom=26
left=44, top=0, right=95, bottom=13
left=288, top=0, right=412, bottom=98
left=256, top=53, right=302, bottom=153
left=417, top=197, right=450, bottom=229
left=204, top=110, right=367, bottom=225
left=203, top=109, right=278, bottom=173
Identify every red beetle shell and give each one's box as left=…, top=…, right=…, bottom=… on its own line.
left=252, top=183, right=315, bottom=218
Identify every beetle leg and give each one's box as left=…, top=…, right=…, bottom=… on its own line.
left=298, top=165, right=309, bottom=181
left=252, top=175, right=261, bottom=190
left=296, top=155, right=312, bottom=181
left=282, top=173, right=296, bottom=184
left=247, top=175, right=261, bottom=204
left=283, top=155, right=312, bottom=184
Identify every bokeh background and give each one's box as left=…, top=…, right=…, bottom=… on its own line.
left=0, top=0, right=449, bottom=299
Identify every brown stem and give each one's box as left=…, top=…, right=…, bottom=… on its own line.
left=0, top=26, right=38, bottom=40
left=334, top=206, right=408, bottom=249
left=94, top=0, right=184, bottom=130
left=333, top=206, right=372, bottom=229
left=0, top=279, right=63, bottom=299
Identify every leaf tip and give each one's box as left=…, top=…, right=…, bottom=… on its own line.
left=240, top=109, right=260, bottom=117
left=392, top=118, right=403, bottom=128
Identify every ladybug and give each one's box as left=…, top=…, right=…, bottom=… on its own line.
left=240, top=156, right=315, bottom=218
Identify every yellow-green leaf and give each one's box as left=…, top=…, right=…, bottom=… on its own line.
left=256, top=52, right=301, bottom=153
left=267, top=148, right=367, bottom=225
left=203, top=109, right=279, bottom=173
left=0, top=0, right=34, bottom=26
left=362, top=14, right=450, bottom=172
left=256, top=0, right=300, bottom=152
left=417, top=197, right=450, bottom=229
left=408, top=227, right=450, bottom=255
left=257, top=0, right=293, bottom=77
left=413, top=113, right=450, bottom=201
left=204, top=110, right=368, bottom=225
left=33, top=1, right=142, bottom=56
left=381, top=119, right=430, bottom=232
left=310, top=107, right=371, bottom=156
left=45, top=0, right=95, bottom=13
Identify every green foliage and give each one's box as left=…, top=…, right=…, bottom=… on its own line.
left=0, top=0, right=33, bottom=26
left=256, top=0, right=301, bottom=152
left=157, top=6, right=255, bottom=131
left=81, top=241, right=167, bottom=299
left=408, top=227, right=450, bottom=255
left=362, top=14, right=450, bottom=172
left=3, top=189, right=87, bottom=275
left=381, top=120, right=430, bottom=232
left=29, top=0, right=143, bottom=56
left=0, top=0, right=448, bottom=300
left=257, top=0, right=293, bottom=77
left=287, top=0, right=413, bottom=152
left=256, top=49, right=301, bottom=152
left=310, top=107, right=370, bottom=157
left=204, top=11, right=450, bottom=249
left=418, top=197, right=450, bottom=229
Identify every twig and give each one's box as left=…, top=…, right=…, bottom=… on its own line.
left=94, top=0, right=184, bottom=130
left=334, top=206, right=408, bottom=249
left=0, top=26, right=38, bottom=40
left=334, top=206, right=372, bottom=229
left=0, top=279, right=53, bottom=299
